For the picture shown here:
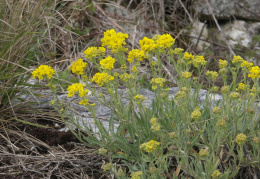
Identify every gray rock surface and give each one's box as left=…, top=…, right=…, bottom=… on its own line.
left=15, top=80, right=259, bottom=133
left=193, top=0, right=260, bottom=21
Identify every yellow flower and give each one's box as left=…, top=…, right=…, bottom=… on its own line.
left=127, top=49, right=145, bottom=63
left=134, top=95, right=146, bottom=104
left=205, top=70, right=219, bottom=81
left=151, top=122, right=161, bottom=132
left=155, top=33, right=175, bottom=51
left=100, top=56, right=115, bottom=70
left=139, top=37, right=158, bottom=53
left=182, top=71, right=192, bottom=78
left=192, top=55, right=207, bottom=68
left=241, top=60, right=253, bottom=69
left=101, top=29, right=128, bottom=53
left=169, top=132, right=176, bottom=138
left=236, top=83, right=249, bottom=91
left=219, top=59, right=228, bottom=69
left=232, top=55, right=244, bottom=65
left=150, top=118, right=157, bottom=124
left=131, top=66, right=138, bottom=73
left=248, top=66, right=260, bottom=79
left=32, top=65, right=55, bottom=80
left=211, top=86, right=219, bottom=92
left=68, top=59, right=87, bottom=75
left=67, top=83, right=88, bottom=98
left=191, top=108, right=201, bottom=119
left=199, top=149, right=209, bottom=157
left=130, top=171, right=142, bottom=179
left=79, top=99, right=89, bottom=105
left=120, top=73, right=135, bottom=82
left=235, top=133, right=246, bottom=144
left=91, top=72, right=114, bottom=86
left=172, top=48, right=184, bottom=55
left=140, top=140, right=160, bottom=153
left=229, top=92, right=240, bottom=99
left=213, top=106, right=221, bottom=114
left=211, top=170, right=221, bottom=178
left=174, top=90, right=187, bottom=100
left=83, top=47, right=106, bottom=59
left=217, top=119, right=226, bottom=127
left=150, top=78, right=165, bottom=89
left=98, top=148, right=107, bottom=155
left=221, top=86, right=229, bottom=93
left=253, top=136, right=260, bottom=144
left=183, top=52, right=194, bottom=61
left=51, top=100, right=55, bottom=105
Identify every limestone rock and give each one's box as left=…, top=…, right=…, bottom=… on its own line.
left=193, top=0, right=260, bottom=21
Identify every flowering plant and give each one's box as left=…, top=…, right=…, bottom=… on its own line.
left=32, top=29, right=259, bottom=178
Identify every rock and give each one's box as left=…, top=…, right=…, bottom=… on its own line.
left=193, top=0, right=260, bottom=21
left=216, top=20, right=251, bottom=48
left=15, top=83, right=259, bottom=134
left=189, top=20, right=210, bottom=50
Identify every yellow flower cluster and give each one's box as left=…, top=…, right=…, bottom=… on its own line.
left=79, top=99, right=89, bottom=105
left=150, top=117, right=160, bottom=132
left=232, top=55, right=244, bottom=65
left=219, top=59, right=228, bottom=69
left=183, top=52, right=194, bottom=61
left=91, top=72, right=114, bottom=86
left=69, top=59, right=87, bottom=75
left=131, top=66, right=138, bottom=73
left=199, top=149, right=209, bottom=157
left=221, top=86, right=229, bottom=93
left=101, top=29, right=128, bottom=53
left=130, top=171, right=142, bottom=179
left=83, top=47, right=106, bottom=59
left=248, top=66, right=260, bottom=79
left=140, top=140, right=160, bottom=153
left=212, top=106, right=221, bottom=114
left=169, top=132, right=176, bottom=138
left=127, top=49, right=145, bottom=63
left=98, top=148, right=107, bottom=155
left=241, top=60, right=253, bottom=69
left=150, top=117, right=158, bottom=124
left=151, top=122, right=161, bottom=132
left=182, top=71, right=192, bottom=78
left=150, top=77, right=165, bottom=90
left=155, top=33, right=175, bottom=50
left=211, top=170, right=221, bottom=178
left=191, top=55, right=207, bottom=68
left=205, top=70, right=218, bottom=80
left=236, top=83, right=249, bottom=91
left=134, top=94, right=146, bottom=104
left=217, top=119, right=226, bottom=127
left=32, top=65, right=55, bottom=80
left=139, top=37, right=158, bottom=53
left=100, top=56, right=116, bottom=70
left=175, top=88, right=188, bottom=100
left=172, top=48, right=184, bottom=55
left=253, top=136, right=260, bottom=144
left=235, top=133, right=246, bottom=144
left=229, top=92, right=240, bottom=99
left=191, top=107, right=202, bottom=119
left=67, top=83, right=88, bottom=98
left=120, top=73, right=135, bottom=82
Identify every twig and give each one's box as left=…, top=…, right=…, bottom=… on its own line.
left=177, top=0, right=193, bottom=22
